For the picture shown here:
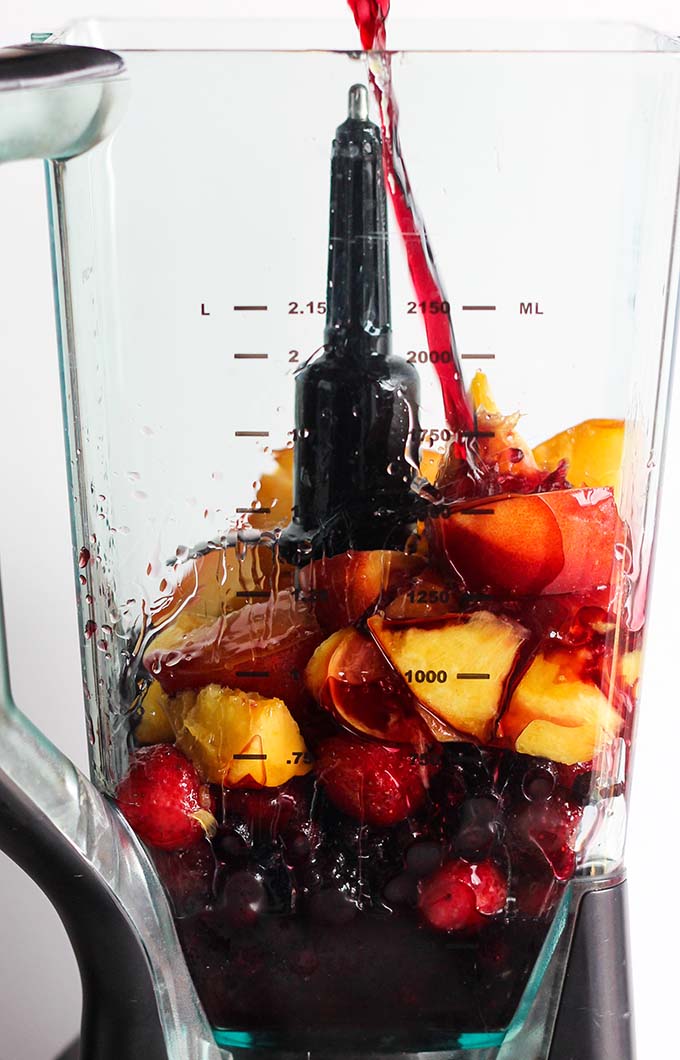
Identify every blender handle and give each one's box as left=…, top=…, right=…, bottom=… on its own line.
left=0, top=43, right=224, bottom=1060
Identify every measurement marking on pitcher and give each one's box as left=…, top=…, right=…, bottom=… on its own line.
left=461, top=353, right=496, bottom=360
left=461, top=430, right=495, bottom=439
left=233, top=305, right=268, bottom=312
left=234, top=430, right=270, bottom=438
left=236, top=507, right=272, bottom=515
left=232, top=753, right=268, bottom=761
left=457, top=672, right=491, bottom=680
left=462, top=305, right=496, bottom=311
left=234, top=353, right=269, bottom=360
left=235, top=671, right=271, bottom=679
left=458, top=509, right=496, bottom=516
left=236, top=591, right=271, bottom=599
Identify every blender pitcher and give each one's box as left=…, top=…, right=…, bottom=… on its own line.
left=1, top=14, right=680, bottom=1060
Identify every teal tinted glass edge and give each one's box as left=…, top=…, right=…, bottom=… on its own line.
left=213, top=885, right=571, bottom=1053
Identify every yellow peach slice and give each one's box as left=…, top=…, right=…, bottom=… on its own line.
left=304, top=629, right=353, bottom=701
left=515, top=720, right=604, bottom=765
left=254, top=447, right=294, bottom=531
left=368, top=611, right=528, bottom=743
left=619, top=649, right=642, bottom=692
left=135, top=681, right=175, bottom=745
left=166, top=684, right=312, bottom=788
left=533, top=419, right=625, bottom=503
left=420, top=449, right=444, bottom=485
left=502, top=650, right=622, bottom=765
left=143, top=610, right=209, bottom=662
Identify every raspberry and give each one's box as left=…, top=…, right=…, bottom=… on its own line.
left=418, top=859, right=507, bottom=933
left=116, top=745, right=216, bottom=850
left=316, top=736, right=430, bottom=827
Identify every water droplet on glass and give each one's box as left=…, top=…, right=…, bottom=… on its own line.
left=85, top=594, right=94, bottom=605
left=84, top=620, right=97, bottom=640
left=211, top=470, right=223, bottom=481
left=134, top=489, right=147, bottom=501
left=79, top=575, right=87, bottom=586
left=387, top=461, right=400, bottom=476
left=141, top=425, right=154, bottom=436
left=175, top=545, right=189, bottom=562
left=127, top=471, right=141, bottom=482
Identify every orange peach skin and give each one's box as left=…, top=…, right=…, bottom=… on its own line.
left=305, top=628, right=422, bottom=743
left=428, top=487, right=622, bottom=597
left=298, top=550, right=424, bottom=633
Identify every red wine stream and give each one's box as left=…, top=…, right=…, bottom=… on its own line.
left=347, top=0, right=475, bottom=442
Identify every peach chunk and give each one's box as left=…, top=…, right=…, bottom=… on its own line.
left=305, top=628, right=421, bottom=743
left=467, top=371, right=539, bottom=479
left=145, top=590, right=324, bottom=715
left=368, top=612, right=528, bottom=743
left=143, top=611, right=209, bottom=665
left=298, top=550, right=424, bottom=632
left=534, top=419, right=625, bottom=503
left=149, top=544, right=292, bottom=629
left=254, top=447, right=294, bottom=531
left=135, top=680, right=175, bottom=745
left=428, top=487, right=623, bottom=597
left=501, top=650, right=622, bottom=765
left=165, top=684, right=312, bottom=788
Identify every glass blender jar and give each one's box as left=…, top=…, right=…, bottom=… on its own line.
left=2, top=14, right=680, bottom=1060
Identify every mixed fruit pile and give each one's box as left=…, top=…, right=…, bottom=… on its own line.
left=116, top=373, right=639, bottom=1036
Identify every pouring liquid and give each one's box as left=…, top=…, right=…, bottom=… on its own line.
left=348, top=0, right=475, bottom=445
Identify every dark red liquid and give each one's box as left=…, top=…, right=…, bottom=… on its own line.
left=348, top=0, right=475, bottom=440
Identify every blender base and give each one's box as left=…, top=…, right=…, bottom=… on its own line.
left=548, top=878, right=633, bottom=1060
left=53, top=878, right=634, bottom=1060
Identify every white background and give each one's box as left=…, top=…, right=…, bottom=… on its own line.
left=0, top=2, right=678, bottom=1058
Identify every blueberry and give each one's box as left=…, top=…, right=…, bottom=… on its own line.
left=383, top=873, right=419, bottom=908
left=405, top=840, right=443, bottom=878
left=522, top=765, right=556, bottom=803
left=258, top=850, right=296, bottom=914
left=215, top=829, right=250, bottom=863
left=220, top=870, right=266, bottom=927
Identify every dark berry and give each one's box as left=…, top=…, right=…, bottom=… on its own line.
left=258, top=850, right=296, bottom=914
left=221, top=776, right=311, bottom=838
left=506, top=798, right=580, bottom=881
left=383, top=873, right=419, bottom=908
left=116, top=745, right=216, bottom=851
left=405, top=840, right=443, bottom=878
left=522, top=765, right=557, bottom=802
left=220, top=870, right=266, bottom=927
left=283, top=821, right=324, bottom=867
left=215, top=821, right=252, bottom=863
